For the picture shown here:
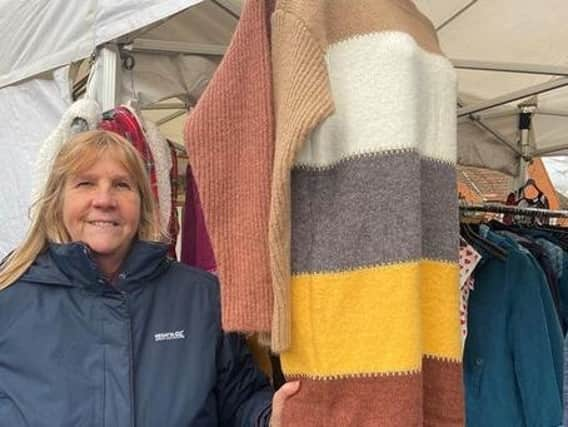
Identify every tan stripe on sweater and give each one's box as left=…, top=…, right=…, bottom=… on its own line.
left=276, top=0, right=442, bottom=54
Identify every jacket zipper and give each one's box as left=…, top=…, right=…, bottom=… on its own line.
left=120, top=289, right=136, bottom=427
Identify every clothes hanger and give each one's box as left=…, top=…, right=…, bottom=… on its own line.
left=460, top=223, right=507, bottom=261
left=516, top=178, right=545, bottom=202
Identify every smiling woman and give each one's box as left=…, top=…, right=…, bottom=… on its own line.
left=0, top=130, right=163, bottom=289
left=62, top=152, right=143, bottom=278
left=0, top=130, right=285, bottom=426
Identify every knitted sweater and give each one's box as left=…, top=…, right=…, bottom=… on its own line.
left=184, top=0, right=275, bottom=333
left=269, top=0, right=464, bottom=425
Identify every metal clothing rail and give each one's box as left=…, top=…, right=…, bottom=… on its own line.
left=459, top=202, right=568, bottom=218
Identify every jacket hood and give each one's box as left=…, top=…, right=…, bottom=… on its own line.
left=21, top=240, right=171, bottom=291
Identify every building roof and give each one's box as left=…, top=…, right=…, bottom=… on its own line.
left=458, top=159, right=568, bottom=225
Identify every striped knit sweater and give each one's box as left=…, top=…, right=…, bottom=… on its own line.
left=269, top=0, right=464, bottom=425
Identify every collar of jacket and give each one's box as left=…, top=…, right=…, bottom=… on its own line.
left=21, top=240, right=171, bottom=293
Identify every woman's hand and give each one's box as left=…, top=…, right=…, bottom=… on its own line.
left=269, top=380, right=301, bottom=427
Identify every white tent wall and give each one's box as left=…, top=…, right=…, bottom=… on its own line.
left=1, top=0, right=568, bottom=257
left=0, top=67, right=72, bottom=256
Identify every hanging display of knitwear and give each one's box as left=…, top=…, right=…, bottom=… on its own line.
left=269, top=0, right=463, bottom=425
left=184, top=0, right=276, bottom=333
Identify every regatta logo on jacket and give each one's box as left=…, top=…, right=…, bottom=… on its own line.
left=154, top=330, right=185, bottom=342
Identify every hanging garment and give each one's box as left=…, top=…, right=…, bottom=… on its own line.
left=167, top=140, right=180, bottom=259
left=465, top=227, right=563, bottom=427
left=183, top=0, right=276, bottom=334
left=270, top=0, right=463, bottom=425
left=565, top=334, right=568, bottom=427
left=144, top=119, right=173, bottom=234
left=496, top=229, right=563, bottom=322
left=181, top=164, right=216, bottom=273
left=31, top=98, right=101, bottom=212
left=459, top=240, right=482, bottom=348
left=99, top=106, right=159, bottom=202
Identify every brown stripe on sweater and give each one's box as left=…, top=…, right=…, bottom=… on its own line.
left=276, top=0, right=442, bottom=55
left=282, top=374, right=423, bottom=427
left=423, top=357, right=465, bottom=427
left=291, top=152, right=457, bottom=274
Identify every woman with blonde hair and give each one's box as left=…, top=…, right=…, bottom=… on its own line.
left=0, top=130, right=297, bottom=426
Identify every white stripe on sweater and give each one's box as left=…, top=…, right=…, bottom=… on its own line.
left=293, top=31, right=457, bottom=169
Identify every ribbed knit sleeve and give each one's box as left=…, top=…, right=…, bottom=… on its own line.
left=183, top=0, right=275, bottom=333
left=269, top=9, right=334, bottom=351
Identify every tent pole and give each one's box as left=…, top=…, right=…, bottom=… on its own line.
left=96, top=45, right=120, bottom=111
left=515, top=106, right=534, bottom=188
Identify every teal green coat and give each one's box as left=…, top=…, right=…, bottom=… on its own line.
left=464, top=229, right=562, bottom=426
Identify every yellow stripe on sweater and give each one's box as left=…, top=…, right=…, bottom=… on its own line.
left=421, top=261, right=462, bottom=359
left=281, top=261, right=461, bottom=378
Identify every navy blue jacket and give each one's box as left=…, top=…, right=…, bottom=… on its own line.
left=0, top=241, right=273, bottom=426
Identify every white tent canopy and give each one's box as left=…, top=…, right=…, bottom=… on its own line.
left=1, top=0, right=568, bottom=256
left=415, top=0, right=568, bottom=176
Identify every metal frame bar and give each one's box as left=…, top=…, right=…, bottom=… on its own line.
left=126, top=39, right=226, bottom=56
left=452, top=59, right=568, bottom=76
left=156, top=109, right=188, bottom=126
left=533, top=143, right=568, bottom=157
left=142, top=103, right=187, bottom=111
left=436, top=0, right=479, bottom=31
left=535, top=109, right=568, bottom=118
left=212, top=0, right=240, bottom=19
left=458, top=78, right=568, bottom=117
left=459, top=202, right=568, bottom=218
left=474, top=110, right=518, bottom=120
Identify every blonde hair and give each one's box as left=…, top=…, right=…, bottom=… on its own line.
left=0, top=130, right=165, bottom=290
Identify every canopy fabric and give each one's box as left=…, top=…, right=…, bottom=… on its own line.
left=0, top=0, right=205, bottom=88
left=415, top=0, right=568, bottom=170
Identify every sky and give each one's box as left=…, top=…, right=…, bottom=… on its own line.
left=543, top=157, right=568, bottom=196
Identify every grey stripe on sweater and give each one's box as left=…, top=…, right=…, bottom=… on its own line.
left=291, top=151, right=457, bottom=274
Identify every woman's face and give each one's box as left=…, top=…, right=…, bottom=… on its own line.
left=62, top=153, right=141, bottom=275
